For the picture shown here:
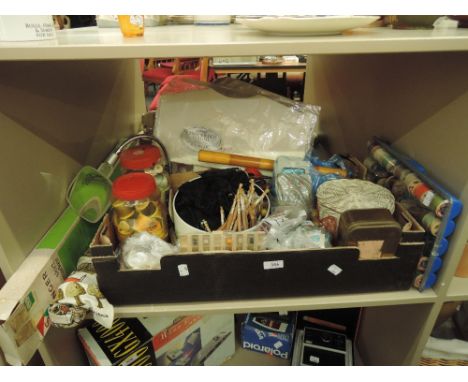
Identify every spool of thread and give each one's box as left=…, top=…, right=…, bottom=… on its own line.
left=399, top=199, right=440, bottom=236
left=421, top=212, right=441, bottom=236
left=430, top=193, right=449, bottom=218
left=393, top=164, right=407, bottom=179
left=370, top=145, right=397, bottom=172
left=403, top=173, right=422, bottom=192
left=413, top=183, right=431, bottom=200
left=390, top=179, right=408, bottom=200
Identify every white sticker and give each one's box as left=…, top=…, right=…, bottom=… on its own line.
left=263, top=260, right=284, bottom=270
left=274, top=341, right=283, bottom=349
left=309, top=355, right=320, bottom=364
left=328, top=264, right=342, bottom=276
left=178, top=264, right=189, bottom=277
left=421, top=190, right=435, bottom=207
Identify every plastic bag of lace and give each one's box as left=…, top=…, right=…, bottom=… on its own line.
left=274, top=172, right=313, bottom=214
left=259, top=206, right=308, bottom=249
left=121, top=232, right=178, bottom=270
left=280, top=222, right=332, bottom=250
left=154, top=77, right=320, bottom=166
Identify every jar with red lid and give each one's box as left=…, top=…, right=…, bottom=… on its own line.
left=119, top=144, right=170, bottom=202
left=111, top=172, right=168, bottom=243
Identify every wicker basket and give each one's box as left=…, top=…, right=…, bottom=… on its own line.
left=420, top=357, right=468, bottom=366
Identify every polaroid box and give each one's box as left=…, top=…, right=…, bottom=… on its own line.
left=77, top=313, right=235, bottom=366
left=241, top=313, right=296, bottom=360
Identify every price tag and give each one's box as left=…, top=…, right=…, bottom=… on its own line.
left=178, top=264, right=189, bottom=277
left=263, top=260, right=284, bottom=270
left=328, top=264, right=342, bottom=276
left=309, top=355, right=320, bottom=364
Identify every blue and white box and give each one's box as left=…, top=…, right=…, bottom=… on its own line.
left=241, top=313, right=296, bottom=359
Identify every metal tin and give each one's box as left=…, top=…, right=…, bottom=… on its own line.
left=337, top=208, right=402, bottom=259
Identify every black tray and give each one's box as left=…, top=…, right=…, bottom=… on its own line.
left=92, top=243, right=423, bottom=306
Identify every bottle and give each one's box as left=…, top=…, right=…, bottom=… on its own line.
left=111, top=172, right=168, bottom=243
left=118, top=15, right=144, bottom=37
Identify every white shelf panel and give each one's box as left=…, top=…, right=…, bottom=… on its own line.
left=114, top=289, right=437, bottom=318
left=446, top=277, right=468, bottom=301
left=2, top=25, right=468, bottom=60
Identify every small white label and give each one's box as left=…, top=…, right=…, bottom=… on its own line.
left=309, top=355, right=320, bottom=364
left=178, top=264, right=189, bottom=277
left=130, top=15, right=144, bottom=27
left=274, top=341, right=283, bottom=349
left=328, top=264, right=342, bottom=276
left=421, top=190, right=435, bottom=207
left=263, top=260, right=284, bottom=270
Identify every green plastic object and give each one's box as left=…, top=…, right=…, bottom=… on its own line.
left=66, top=165, right=113, bottom=223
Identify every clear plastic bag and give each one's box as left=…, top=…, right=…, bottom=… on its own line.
left=155, top=77, right=320, bottom=166
left=260, top=206, right=331, bottom=250
left=275, top=172, right=312, bottom=213
left=121, top=232, right=178, bottom=270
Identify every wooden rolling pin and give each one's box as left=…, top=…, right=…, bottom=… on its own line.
left=198, top=150, right=347, bottom=176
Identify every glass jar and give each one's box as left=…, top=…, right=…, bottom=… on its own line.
left=119, top=144, right=170, bottom=203
left=111, top=172, right=168, bottom=243
left=117, top=15, right=144, bottom=37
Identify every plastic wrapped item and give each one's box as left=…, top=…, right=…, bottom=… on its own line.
left=305, top=152, right=347, bottom=195
left=155, top=77, right=320, bottom=166
left=275, top=173, right=312, bottom=213
left=48, top=256, right=114, bottom=329
left=121, top=232, right=178, bottom=270
left=260, top=207, right=331, bottom=250
left=274, top=156, right=312, bottom=213
left=280, top=221, right=331, bottom=250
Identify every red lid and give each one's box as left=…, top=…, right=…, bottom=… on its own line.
left=120, top=145, right=161, bottom=170
left=112, top=173, right=156, bottom=201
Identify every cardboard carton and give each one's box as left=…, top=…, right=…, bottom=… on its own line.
left=77, top=313, right=235, bottom=366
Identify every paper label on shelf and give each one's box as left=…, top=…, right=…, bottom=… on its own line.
left=310, top=355, right=320, bottom=364
left=178, top=264, right=189, bottom=277
left=263, top=260, right=284, bottom=270
left=327, top=264, right=342, bottom=276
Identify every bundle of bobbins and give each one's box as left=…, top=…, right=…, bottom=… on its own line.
left=214, top=180, right=269, bottom=232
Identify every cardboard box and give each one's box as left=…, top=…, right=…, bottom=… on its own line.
left=241, top=313, right=296, bottom=360
left=0, top=207, right=99, bottom=365
left=77, top=314, right=235, bottom=366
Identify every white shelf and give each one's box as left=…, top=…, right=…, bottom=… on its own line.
left=2, top=25, right=468, bottom=60
left=114, top=289, right=437, bottom=318
left=446, top=277, right=468, bottom=301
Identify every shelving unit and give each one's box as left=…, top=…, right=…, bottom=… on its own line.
left=446, top=277, right=468, bottom=301
left=0, top=23, right=467, bottom=366
left=113, top=289, right=438, bottom=318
